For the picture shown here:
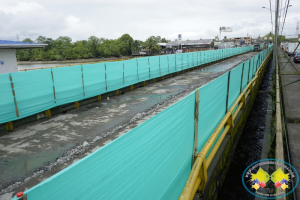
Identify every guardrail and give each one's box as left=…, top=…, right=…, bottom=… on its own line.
left=179, top=48, right=273, bottom=200
left=11, top=47, right=272, bottom=200
left=1, top=46, right=253, bottom=128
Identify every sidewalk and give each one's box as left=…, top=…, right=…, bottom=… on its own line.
left=278, top=48, right=300, bottom=198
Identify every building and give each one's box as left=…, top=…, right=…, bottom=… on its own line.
left=230, top=37, right=252, bottom=45
left=0, top=40, right=47, bottom=74
left=166, top=39, right=214, bottom=53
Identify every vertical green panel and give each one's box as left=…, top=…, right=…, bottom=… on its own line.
left=242, top=59, right=249, bottom=90
left=136, top=57, right=148, bottom=82
left=52, top=65, right=84, bottom=106
left=160, top=55, right=169, bottom=76
left=227, top=64, right=243, bottom=110
left=20, top=93, right=195, bottom=200
left=83, top=62, right=106, bottom=98
left=197, top=72, right=228, bottom=152
left=0, top=73, right=17, bottom=123
left=149, top=56, right=160, bottom=78
left=12, top=69, right=55, bottom=118
left=168, top=54, right=176, bottom=73
left=124, top=59, right=138, bottom=86
left=182, top=53, right=188, bottom=69
left=106, top=61, right=124, bottom=91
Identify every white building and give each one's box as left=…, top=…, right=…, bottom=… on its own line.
left=0, top=40, right=47, bottom=74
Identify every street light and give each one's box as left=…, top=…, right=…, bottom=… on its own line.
left=261, top=5, right=292, bottom=34
left=262, top=5, right=292, bottom=12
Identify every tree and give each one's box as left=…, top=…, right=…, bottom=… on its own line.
left=161, top=38, right=168, bottom=43
left=118, top=34, right=133, bottom=56
left=214, top=35, right=219, bottom=41
left=132, top=40, right=141, bottom=52
left=88, top=36, right=101, bottom=57
left=144, top=36, right=161, bottom=55
left=16, top=38, right=34, bottom=61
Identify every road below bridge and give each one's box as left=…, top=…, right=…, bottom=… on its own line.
left=0, top=51, right=258, bottom=199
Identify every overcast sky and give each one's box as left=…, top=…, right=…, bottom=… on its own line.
left=1, top=0, right=299, bottom=42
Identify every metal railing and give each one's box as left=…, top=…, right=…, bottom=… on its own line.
left=179, top=49, right=273, bottom=200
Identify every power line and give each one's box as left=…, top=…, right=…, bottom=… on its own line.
left=280, top=0, right=290, bottom=35
left=269, top=0, right=273, bottom=33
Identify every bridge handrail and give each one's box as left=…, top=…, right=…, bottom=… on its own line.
left=179, top=48, right=273, bottom=200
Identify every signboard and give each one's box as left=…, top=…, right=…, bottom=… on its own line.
left=269, top=37, right=272, bottom=40
left=220, top=27, right=233, bottom=32
left=178, top=34, right=182, bottom=41
left=285, top=35, right=298, bottom=39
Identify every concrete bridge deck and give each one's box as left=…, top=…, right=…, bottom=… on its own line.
left=0, top=52, right=258, bottom=199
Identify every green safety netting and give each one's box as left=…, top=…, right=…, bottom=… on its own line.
left=227, top=63, right=243, bottom=111
left=0, top=73, right=17, bottom=122
left=11, top=69, right=55, bottom=118
left=82, top=63, right=106, bottom=98
left=197, top=72, right=228, bottom=152
left=124, top=59, right=139, bottom=86
left=1, top=46, right=253, bottom=124
left=14, top=93, right=195, bottom=200
left=52, top=65, right=85, bottom=106
left=12, top=46, right=272, bottom=200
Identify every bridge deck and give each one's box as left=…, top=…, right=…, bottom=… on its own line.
left=0, top=52, right=258, bottom=198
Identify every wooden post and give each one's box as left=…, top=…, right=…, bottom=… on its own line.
left=81, top=65, right=85, bottom=97
left=181, top=54, right=183, bottom=71
left=193, top=89, right=200, bottom=163
left=159, top=56, right=161, bottom=76
left=252, top=56, right=255, bottom=78
left=136, top=59, right=139, bottom=81
left=167, top=56, right=170, bottom=74
left=105, top=63, right=107, bottom=90
left=175, top=54, right=177, bottom=72
left=123, top=62, right=125, bottom=84
left=9, top=74, right=19, bottom=117
left=148, top=58, right=150, bottom=79
left=225, top=71, right=231, bottom=113
left=247, top=59, right=251, bottom=84
left=240, top=63, right=245, bottom=94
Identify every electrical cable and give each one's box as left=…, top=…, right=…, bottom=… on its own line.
left=280, top=0, right=290, bottom=35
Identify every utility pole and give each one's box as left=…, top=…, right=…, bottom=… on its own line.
left=273, top=0, right=279, bottom=66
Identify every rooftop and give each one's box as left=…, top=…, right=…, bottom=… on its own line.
left=0, top=40, right=47, bottom=49
left=167, top=39, right=213, bottom=46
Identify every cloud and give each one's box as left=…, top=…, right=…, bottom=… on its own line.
left=0, top=2, right=94, bottom=41
left=1, top=0, right=300, bottom=42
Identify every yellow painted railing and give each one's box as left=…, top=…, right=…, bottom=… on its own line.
left=179, top=49, right=273, bottom=200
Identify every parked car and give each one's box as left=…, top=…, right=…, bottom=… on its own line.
left=293, top=52, right=300, bottom=63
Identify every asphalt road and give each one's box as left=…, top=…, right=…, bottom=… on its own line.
left=0, top=51, right=258, bottom=199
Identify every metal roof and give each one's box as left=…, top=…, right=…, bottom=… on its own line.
left=0, top=40, right=47, bottom=49
left=167, top=39, right=213, bottom=46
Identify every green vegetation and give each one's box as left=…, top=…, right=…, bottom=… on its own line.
left=17, top=34, right=167, bottom=61
left=262, top=32, right=299, bottom=44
